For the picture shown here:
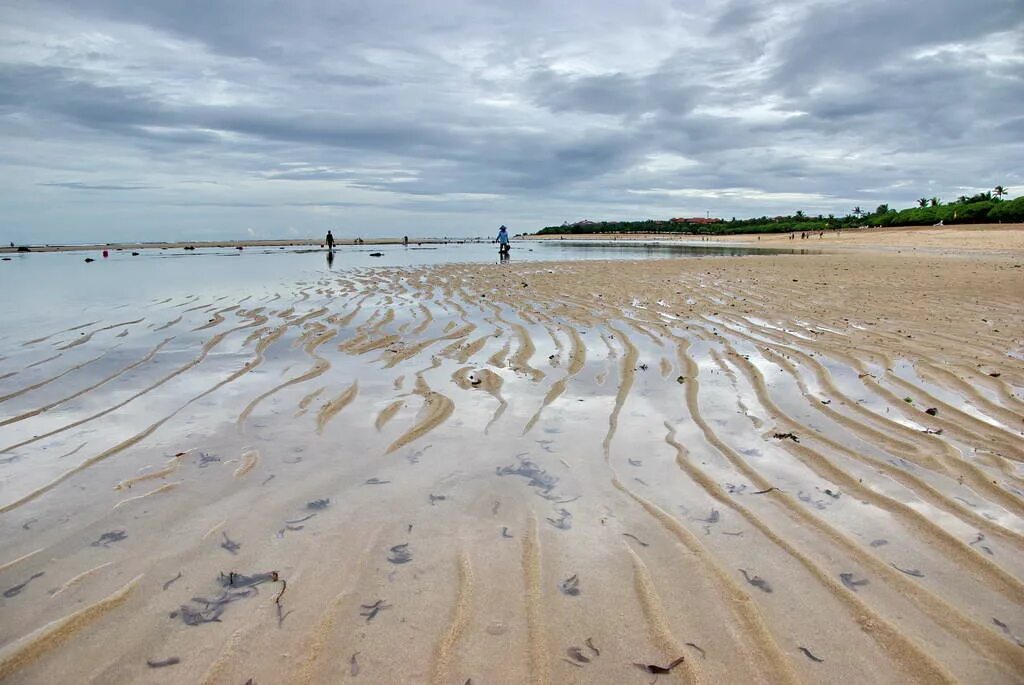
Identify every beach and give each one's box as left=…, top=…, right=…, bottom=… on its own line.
left=529, top=222, right=1024, bottom=253
left=0, top=229, right=1022, bottom=684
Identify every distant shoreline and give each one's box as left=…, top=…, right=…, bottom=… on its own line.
left=0, top=237, right=485, bottom=254
left=525, top=222, right=1024, bottom=252
left=5, top=222, right=1023, bottom=255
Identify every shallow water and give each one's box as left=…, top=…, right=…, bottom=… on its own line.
left=0, top=241, right=815, bottom=319
left=0, top=252, right=1021, bottom=684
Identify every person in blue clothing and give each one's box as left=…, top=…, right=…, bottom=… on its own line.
left=495, top=225, right=511, bottom=255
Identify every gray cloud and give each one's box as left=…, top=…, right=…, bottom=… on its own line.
left=770, top=0, right=1023, bottom=92
left=0, top=0, right=1021, bottom=243
left=39, top=181, right=156, bottom=190
left=527, top=68, right=705, bottom=117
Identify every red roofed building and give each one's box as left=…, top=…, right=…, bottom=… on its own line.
left=670, top=217, right=721, bottom=224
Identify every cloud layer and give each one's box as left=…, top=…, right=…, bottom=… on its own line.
left=1, top=0, right=1021, bottom=241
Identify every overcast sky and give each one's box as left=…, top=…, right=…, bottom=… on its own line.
left=1, top=0, right=1022, bottom=242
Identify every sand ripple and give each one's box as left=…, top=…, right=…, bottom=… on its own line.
left=1, top=252, right=1022, bottom=683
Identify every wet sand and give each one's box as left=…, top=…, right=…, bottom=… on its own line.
left=0, top=244, right=1022, bottom=683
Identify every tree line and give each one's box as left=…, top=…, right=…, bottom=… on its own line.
left=535, top=187, right=1023, bottom=236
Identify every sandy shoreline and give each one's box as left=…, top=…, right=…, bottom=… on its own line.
left=527, top=222, right=1024, bottom=253
left=0, top=240, right=1022, bottom=683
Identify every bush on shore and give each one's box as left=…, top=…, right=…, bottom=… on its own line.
left=535, top=193, right=1024, bottom=236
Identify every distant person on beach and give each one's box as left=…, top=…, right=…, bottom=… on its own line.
left=495, top=225, right=510, bottom=255
left=403, top=236, right=409, bottom=246
left=325, top=230, right=335, bottom=250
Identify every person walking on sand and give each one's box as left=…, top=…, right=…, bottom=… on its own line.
left=325, top=230, right=335, bottom=250
left=495, top=225, right=511, bottom=255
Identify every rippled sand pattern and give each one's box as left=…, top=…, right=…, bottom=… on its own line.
left=0, top=251, right=1022, bottom=684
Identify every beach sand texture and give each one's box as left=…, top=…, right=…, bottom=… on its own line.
left=529, top=223, right=1024, bottom=253
left=0, top=246, right=1022, bottom=683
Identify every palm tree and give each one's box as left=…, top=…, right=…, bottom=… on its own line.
left=918, top=197, right=928, bottom=207
left=929, top=197, right=940, bottom=207
left=852, top=206, right=863, bottom=218
left=794, top=209, right=805, bottom=219
left=994, top=185, right=1007, bottom=198
left=875, top=204, right=889, bottom=214
left=957, top=195, right=969, bottom=204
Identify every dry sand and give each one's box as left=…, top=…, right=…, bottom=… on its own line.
left=530, top=222, right=1024, bottom=253
left=0, top=232, right=1022, bottom=684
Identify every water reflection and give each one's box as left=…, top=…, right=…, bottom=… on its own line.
left=1, top=239, right=819, bottom=324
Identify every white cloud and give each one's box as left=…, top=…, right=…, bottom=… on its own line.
left=627, top=187, right=847, bottom=206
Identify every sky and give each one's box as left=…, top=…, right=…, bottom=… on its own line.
left=1, top=0, right=1022, bottom=243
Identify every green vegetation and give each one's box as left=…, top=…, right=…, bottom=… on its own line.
left=535, top=188, right=1024, bottom=236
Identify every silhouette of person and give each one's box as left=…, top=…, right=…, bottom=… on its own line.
left=325, top=230, right=335, bottom=250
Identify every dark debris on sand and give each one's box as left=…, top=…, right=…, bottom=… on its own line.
left=359, top=599, right=391, bottom=622
left=633, top=656, right=685, bottom=675
left=91, top=530, right=127, bottom=547
left=387, top=543, right=412, bottom=564
left=772, top=432, right=800, bottom=442
left=497, top=457, right=560, bottom=497
left=220, top=532, right=241, bottom=554
left=170, top=571, right=280, bottom=626
left=546, top=508, right=572, bottom=530
left=739, top=568, right=772, bottom=593
left=559, top=574, right=580, bottom=596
